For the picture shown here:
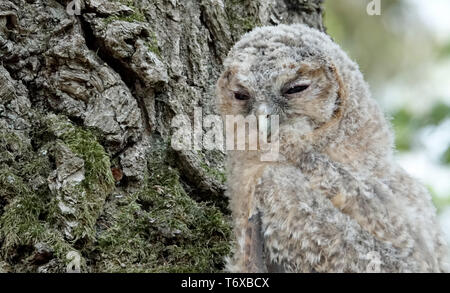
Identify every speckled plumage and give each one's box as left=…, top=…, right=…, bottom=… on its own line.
left=216, top=24, right=449, bottom=273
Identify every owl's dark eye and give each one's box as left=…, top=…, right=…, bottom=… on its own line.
left=284, top=84, right=309, bottom=95
left=234, top=92, right=250, bottom=101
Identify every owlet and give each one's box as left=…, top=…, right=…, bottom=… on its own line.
left=216, top=24, right=449, bottom=273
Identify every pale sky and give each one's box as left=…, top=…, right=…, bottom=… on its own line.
left=410, top=0, right=450, bottom=43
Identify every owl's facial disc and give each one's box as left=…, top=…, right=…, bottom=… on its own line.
left=218, top=58, right=340, bottom=132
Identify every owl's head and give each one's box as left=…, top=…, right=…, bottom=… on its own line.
left=217, top=24, right=349, bottom=153
left=217, top=24, right=393, bottom=166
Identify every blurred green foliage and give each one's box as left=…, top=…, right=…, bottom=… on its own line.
left=438, top=42, right=450, bottom=59
left=324, top=0, right=450, bottom=157
left=429, top=185, right=450, bottom=214
left=324, top=0, right=450, bottom=211
left=391, top=102, right=450, bottom=151
left=324, top=0, right=430, bottom=86
left=391, top=109, right=416, bottom=151
left=443, top=147, right=450, bottom=165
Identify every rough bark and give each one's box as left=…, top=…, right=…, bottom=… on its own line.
left=0, top=0, right=323, bottom=272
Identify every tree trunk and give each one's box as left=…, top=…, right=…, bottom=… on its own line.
left=0, top=0, right=323, bottom=272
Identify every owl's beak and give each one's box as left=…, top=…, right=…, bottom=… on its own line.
left=254, top=103, right=275, bottom=137
left=254, top=103, right=273, bottom=117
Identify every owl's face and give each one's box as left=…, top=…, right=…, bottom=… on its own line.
left=217, top=24, right=391, bottom=170
left=217, top=47, right=342, bottom=135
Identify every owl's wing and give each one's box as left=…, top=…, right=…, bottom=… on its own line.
left=242, top=211, right=267, bottom=272
left=242, top=208, right=286, bottom=273
left=254, top=163, right=420, bottom=273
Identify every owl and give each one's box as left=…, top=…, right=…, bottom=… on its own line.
left=216, top=24, right=449, bottom=273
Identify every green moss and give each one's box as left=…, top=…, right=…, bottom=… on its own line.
left=0, top=119, right=106, bottom=270
left=200, top=161, right=226, bottom=185
left=0, top=125, right=52, bottom=215
left=115, top=0, right=135, bottom=6
left=38, top=114, right=73, bottom=140
left=0, top=172, right=78, bottom=269
left=0, top=130, right=29, bottom=166
left=0, top=169, right=29, bottom=205
left=1, top=115, right=231, bottom=272
left=240, top=17, right=259, bottom=32
left=225, top=0, right=261, bottom=37
left=197, top=150, right=227, bottom=185
left=146, top=32, right=161, bottom=57
left=0, top=173, right=41, bottom=254
left=0, top=115, right=112, bottom=271
left=0, top=126, right=52, bottom=187
left=34, top=115, right=114, bottom=241
left=20, top=156, right=51, bottom=181
left=104, top=12, right=146, bottom=25
left=94, top=143, right=231, bottom=272
left=55, top=128, right=114, bottom=241
left=0, top=126, right=52, bottom=260
left=62, top=128, right=114, bottom=191
left=33, top=114, right=114, bottom=242
left=104, top=0, right=146, bottom=25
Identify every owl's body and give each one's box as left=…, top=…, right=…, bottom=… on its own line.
left=217, top=24, right=449, bottom=272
